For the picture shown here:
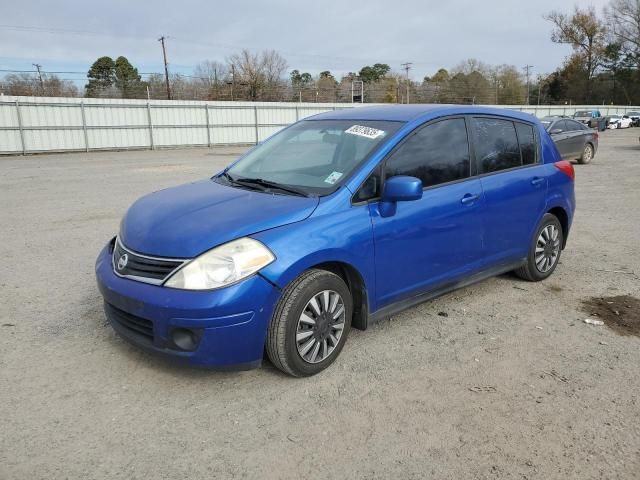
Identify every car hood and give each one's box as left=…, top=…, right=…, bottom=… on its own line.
left=119, top=179, right=319, bottom=258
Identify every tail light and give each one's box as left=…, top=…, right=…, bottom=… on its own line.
left=593, top=131, right=599, bottom=140
left=555, top=160, right=575, bottom=181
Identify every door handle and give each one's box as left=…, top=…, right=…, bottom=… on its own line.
left=461, top=193, right=480, bottom=205
left=531, top=177, right=544, bottom=186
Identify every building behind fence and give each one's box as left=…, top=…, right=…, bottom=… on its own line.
left=0, top=95, right=637, bottom=155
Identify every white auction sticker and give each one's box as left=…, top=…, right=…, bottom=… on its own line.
left=324, top=171, right=344, bottom=185
left=344, top=125, right=386, bottom=139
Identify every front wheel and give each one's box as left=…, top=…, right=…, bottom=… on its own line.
left=266, top=269, right=352, bottom=377
left=514, top=214, right=563, bottom=282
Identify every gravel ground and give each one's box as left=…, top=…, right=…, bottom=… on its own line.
left=1, top=129, right=639, bottom=480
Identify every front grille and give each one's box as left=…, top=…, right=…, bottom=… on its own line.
left=105, top=303, right=154, bottom=340
left=113, top=238, right=185, bottom=285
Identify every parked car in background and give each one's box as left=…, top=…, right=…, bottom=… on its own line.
left=541, top=116, right=598, bottom=164
left=625, top=111, right=640, bottom=127
left=573, top=110, right=603, bottom=128
left=607, top=115, right=633, bottom=129
left=96, top=105, right=576, bottom=376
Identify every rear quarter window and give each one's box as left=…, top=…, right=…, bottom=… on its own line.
left=515, top=123, right=537, bottom=165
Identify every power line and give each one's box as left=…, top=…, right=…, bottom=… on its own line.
left=0, top=24, right=443, bottom=70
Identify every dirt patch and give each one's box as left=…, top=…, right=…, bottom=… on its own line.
left=582, top=295, right=640, bottom=337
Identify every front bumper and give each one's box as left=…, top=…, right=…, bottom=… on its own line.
left=95, top=243, right=281, bottom=369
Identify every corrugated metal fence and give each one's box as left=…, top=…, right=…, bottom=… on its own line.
left=0, top=96, right=637, bottom=155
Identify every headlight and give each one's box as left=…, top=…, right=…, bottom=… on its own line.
left=164, top=238, right=275, bottom=290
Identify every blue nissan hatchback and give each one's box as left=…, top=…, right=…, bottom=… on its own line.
left=96, top=105, right=575, bottom=376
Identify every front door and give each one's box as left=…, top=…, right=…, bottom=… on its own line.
left=369, top=117, right=485, bottom=309
left=550, top=120, right=576, bottom=158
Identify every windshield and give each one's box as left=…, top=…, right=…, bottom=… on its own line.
left=574, top=111, right=591, bottom=117
left=222, top=119, right=403, bottom=195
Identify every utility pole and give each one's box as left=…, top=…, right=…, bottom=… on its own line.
left=33, top=64, right=44, bottom=95
left=401, top=62, right=413, bottom=104
left=537, top=75, right=543, bottom=106
left=158, top=36, right=171, bottom=100
left=230, top=64, right=235, bottom=101
left=523, top=64, right=533, bottom=105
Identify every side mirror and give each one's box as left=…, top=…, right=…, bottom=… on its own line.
left=550, top=128, right=563, bottom=135
left=379, top=176, right=422, bottom=217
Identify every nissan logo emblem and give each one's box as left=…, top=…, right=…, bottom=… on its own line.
left=117, top=253, right=128, bottom=271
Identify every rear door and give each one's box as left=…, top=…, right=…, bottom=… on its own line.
left=471, top=117, right=547, bottom=264
left=369, top=117, right=485, bottom=308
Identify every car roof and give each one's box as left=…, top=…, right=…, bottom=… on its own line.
left=308, top=104, right=538, bottom=124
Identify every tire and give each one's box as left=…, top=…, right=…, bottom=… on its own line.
left=578, top=143, right=594, bottom=164
left=266, top=269, right=352, bottom=377
left=514, top=213, right=563, bottom=282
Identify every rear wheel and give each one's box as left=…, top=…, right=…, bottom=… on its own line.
left=514, top=214, right=563, bottom=282
left=266, top=269, right=352, bottom=377
left=578, top=143, right=593, bottom=164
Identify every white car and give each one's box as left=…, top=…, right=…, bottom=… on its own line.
left=607, top=115, right=633, bottom=129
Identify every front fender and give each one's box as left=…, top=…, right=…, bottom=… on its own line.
left=252, top=202, right=376, bottom=311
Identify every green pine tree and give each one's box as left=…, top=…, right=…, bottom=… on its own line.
left=114, top=56, right=144, bottom=98
left=85, top=56, right=116, bottom=97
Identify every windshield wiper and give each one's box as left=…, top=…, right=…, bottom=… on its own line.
left=218, top=171, right=262, bottom=192
left=220, top=171, right=236, bottom=184
left=233, top=177, right=311, bottom=197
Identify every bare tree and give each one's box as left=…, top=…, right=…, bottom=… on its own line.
left=1, top=73, right=78, bottom=97
left=262, top=50, right=288, bottom=100
left=605, top=0, right=640, bottom=69
left=227, top=49, right=288, bottom=101
left=227, top=50, right=262, bottom=100
left=544, top=6, right=607, bottom=100
left=194, top=60, right=228, bottom=100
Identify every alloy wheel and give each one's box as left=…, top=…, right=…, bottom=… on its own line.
left=535, top=224, right=561, bottom=273
left=583, top=145, right=593, bottom=161
left=296, top=290, right=346, bottom=364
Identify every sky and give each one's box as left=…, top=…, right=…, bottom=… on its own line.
left=0, top=0, right=612, bottom=87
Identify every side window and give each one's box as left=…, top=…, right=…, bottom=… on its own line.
left=565, top=120, right=582, bottom=131
left=384, top=118, right=470, bottom=188
left=472, top=118, right=521, bottom=173
left=553, top=120, right=567, bottom=132
left=515, top=123, right=536, bottom=165
left=353, top=169, right=381, bottom=202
